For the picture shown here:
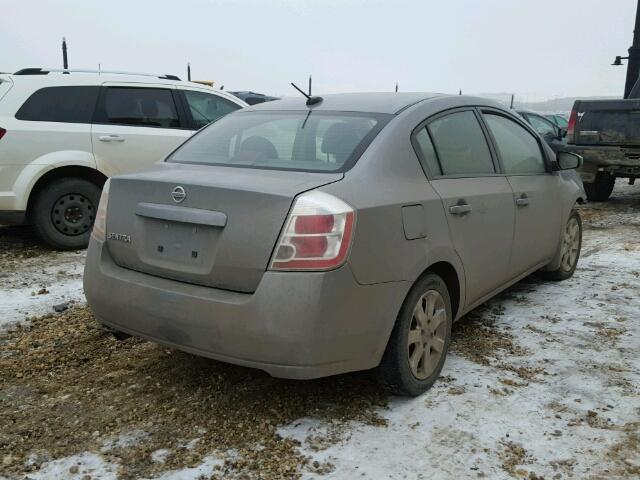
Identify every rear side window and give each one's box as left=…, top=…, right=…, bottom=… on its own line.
left=183, top=90, right=240, bottom=129
left=413, top=127, right=442, bottom=176
left=484, top=114, right=546, bottom=175
left=427, top=111, right=495, bottom=176
left=100, top=87, right=180, bottom=128
left=15, top=86, right=99, bottom=123
left=168, top=111, right=389, bottom=173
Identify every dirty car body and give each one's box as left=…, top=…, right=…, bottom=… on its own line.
left=84, top=93, right=585, bottom=394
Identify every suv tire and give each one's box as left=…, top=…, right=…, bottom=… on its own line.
left=31, top=177, right=101, bottom=250
left=378, top=273, right=452, bottom=396
left=584, top=173, right=615, bottom=202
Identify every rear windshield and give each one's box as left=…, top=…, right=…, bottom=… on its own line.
left=167, top=110, right=390, bottom=172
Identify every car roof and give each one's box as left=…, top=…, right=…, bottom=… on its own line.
left=516, top=109, right=546, bottom=116
left=4, top=69, right=246, bottom=105
left=244, top=92, right=444, bottom=114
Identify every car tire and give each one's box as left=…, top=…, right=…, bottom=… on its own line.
left=584, top=173, right=615, bottom=202
left=378, top=273, right=452, bottom=396
left=31, top=177, right=102, bottom=250
left=540, top=209, right=582, bottom=281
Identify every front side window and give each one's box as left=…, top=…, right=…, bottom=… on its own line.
left=15, top=86, right=99, bottom=123
left=168, top=111, right=389, bottom=172
left=484, top=113, right=546, bottom=175
left=427, top=110, right=495, bottom=176
left=101, top=87, right=180, bottom=128
left=183, top=90, right=240, bottom=129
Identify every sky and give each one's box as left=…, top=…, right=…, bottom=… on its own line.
left=1, top=0, right=637, bottom=101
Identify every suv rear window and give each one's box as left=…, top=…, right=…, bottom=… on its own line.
left=167, top=111, right=390, bottom=172
left=15, top=86, right=99, bottom=123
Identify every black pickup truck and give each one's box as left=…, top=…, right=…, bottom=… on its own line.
left=567, top=97, right=640, bottom=201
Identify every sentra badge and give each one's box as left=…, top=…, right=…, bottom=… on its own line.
left=107, top=232, right=132, bottom=243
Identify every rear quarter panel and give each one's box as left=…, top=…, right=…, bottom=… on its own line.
left=320, top=100, right=467, bottom=312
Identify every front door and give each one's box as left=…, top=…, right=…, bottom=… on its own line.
left=482, top=111, right=561, bottom=276
left=91, top=84, right=192, bottom=177
left=416, top=109, right=515, bottom=307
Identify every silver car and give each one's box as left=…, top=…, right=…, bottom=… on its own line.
left=84, top=93, right=585, bottom=396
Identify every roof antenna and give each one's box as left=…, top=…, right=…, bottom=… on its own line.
left=291, top=75, right=323, bottom=106
left=395, top=82, right=398, bottom=93
left=187, top=62, right=191, bottom=81
left=510, top=93, right=515, bottom=109
left=220, top=85, right=224, bottom=90
left=62, top=37, right=69, bottom=72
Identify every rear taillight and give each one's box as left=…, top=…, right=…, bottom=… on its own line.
left=0, top=128, right=6, bottom=140
left=270, top=191, right=355, bottom=271
left=91, top=179, right=110, bottom=242
left=567, top=108, right=577, bottom=142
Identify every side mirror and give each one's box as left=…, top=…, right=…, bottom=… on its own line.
left=558, top=127, right=567, bottom=139
left=556, top=151, right=582, bottom=170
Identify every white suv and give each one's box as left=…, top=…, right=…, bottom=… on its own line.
left=0, top=68, right=246, bottom=249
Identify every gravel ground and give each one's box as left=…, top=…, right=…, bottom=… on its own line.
left=0, top=183, right=639, bottom=479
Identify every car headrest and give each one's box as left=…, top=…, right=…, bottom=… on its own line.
left=239, top=136, right=278, bottom=159
left=321, top=122, right=361, bottom=163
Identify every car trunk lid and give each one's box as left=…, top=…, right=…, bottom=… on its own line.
left=105, top=163, right=342, bottom=292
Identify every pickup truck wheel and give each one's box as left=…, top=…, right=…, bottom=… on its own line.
left=378, top=273, right=452, bottom=396
left=584, top=173, right=615, bottom=201
left=540, top=209, right=582, bottom=281
left=31, top=177, right=101, bottom=250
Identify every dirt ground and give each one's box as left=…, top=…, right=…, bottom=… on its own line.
left=1, top=183, right=639, bottom=479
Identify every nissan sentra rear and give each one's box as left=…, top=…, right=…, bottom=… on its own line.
left=83, top=103, right=408, bottom=380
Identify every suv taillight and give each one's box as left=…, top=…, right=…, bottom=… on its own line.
left=0, top=128, right=6, bottom=140
left=567, top=108, right=577, bottom=142
left=270, top=191, right=355, bottom=271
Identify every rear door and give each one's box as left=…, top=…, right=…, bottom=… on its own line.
left=481, top=110, right=561, bottom=277
left=91, top=84, right=192, bottom=176
left=415, top=108, right=515, bottom=307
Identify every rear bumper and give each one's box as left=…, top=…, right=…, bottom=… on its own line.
left=83, top=239, right=410, bottom=379
left=569, top=145, right=640, bottom=181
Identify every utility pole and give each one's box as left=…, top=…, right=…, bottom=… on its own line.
left=62, top=37, right=68, bottom=70
left=187, top=62, right=191, bottom=81
left=624, top=0, right=640, bottom=98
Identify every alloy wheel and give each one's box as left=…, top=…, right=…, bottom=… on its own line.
left=560, top=217, right=580, bottom=272
left=407, top=290, right=447, bottom=380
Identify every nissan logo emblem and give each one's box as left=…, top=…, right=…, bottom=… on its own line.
left=171, top=186, right=186, bottom=203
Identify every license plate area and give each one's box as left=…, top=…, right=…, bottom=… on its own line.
left=137, top=218, right=221, bottom=277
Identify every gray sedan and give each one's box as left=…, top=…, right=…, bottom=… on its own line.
left=84, top=93, right=585, bottom=396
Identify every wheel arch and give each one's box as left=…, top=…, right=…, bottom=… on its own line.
left=421, top=261, right=462, bottom=320
left=27, top=166, right=108, bottom=218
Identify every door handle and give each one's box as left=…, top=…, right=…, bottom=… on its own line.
left=99, top=135, right=125, bottom=142
left=516, top=194, right=530, bottom=207
left=449, top=203, right=472, bottom=215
